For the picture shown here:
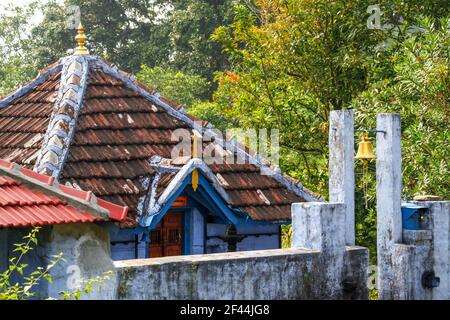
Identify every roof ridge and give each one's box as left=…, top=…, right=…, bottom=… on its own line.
left=34, top=55, right=90, bottom=179
left=0, top=159, right=127, bottom=221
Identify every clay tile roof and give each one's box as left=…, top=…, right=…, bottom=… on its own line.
left=0, top=159, right=128, bottom=227
left=0, top=55, right=322, bottom=227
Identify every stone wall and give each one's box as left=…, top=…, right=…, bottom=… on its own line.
left=113, top=247, right=368, bottom=300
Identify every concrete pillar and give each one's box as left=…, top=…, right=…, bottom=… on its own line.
left=376, top=113, right=402, bottom=300
left=329, top=110, right=355, bottom=245
left=292, top=202, right=346, bottom=298
left=427, top=201, right=450, bottom=299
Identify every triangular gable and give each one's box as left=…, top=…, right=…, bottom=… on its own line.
left=140, top=159, right=260, bottom=229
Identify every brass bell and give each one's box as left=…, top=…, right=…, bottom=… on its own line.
left=355, top=132, right=376, bottom=161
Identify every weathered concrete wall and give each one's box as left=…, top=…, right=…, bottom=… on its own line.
left=292, top=202, right=346, bottom=298
left=384, top=201, right=450, bottom=300
left=291, top=202, right=368, bottom=299
left=427, top=201, right=450, bottom=299
left=45, top=223, right=115, bottom=299
left=1, top=223, right=117, bottom=299
left=113, top=202, right=368, bottom=300
left=0, top=228, right=8, bottom=273
left=114, top=246, right=368, bottom=300
left=375, top=113, right=450, bottom=300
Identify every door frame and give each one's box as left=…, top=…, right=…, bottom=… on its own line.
left=148, top=210, right=185, bottom=258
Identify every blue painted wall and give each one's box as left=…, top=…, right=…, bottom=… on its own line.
left=0, top=228, right=8, bottom=273
left=110, top=231, right=147, bottom=261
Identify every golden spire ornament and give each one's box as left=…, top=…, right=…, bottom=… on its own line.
left=191, top=133, right=201, bottom=192
left=74, top=22, right=89, bottom=55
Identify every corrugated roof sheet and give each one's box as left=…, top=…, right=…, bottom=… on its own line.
left=0, top=159, right=128, bottom=227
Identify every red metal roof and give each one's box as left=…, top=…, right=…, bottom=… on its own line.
left=0, top=159, right=128, bottom=227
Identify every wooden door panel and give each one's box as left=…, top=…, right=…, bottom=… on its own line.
left=149, top=226, right=163, bottom=258
left=149, top=212, right=183, bottom=258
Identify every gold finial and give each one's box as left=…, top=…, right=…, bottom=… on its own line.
left=74, top=22, right=89, bottom=55
left=191, top=133, right=201, bottom=192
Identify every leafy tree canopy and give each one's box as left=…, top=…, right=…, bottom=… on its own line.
left=137, top=65, right=211, bottom=108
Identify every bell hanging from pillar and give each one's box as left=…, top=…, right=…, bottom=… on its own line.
left=355, top=132, right=376, bottom=161
left=355, top=131, right=376, bottom=209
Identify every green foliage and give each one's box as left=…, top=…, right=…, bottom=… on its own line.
left=189, top=101, right=237, bottom=132
left=211, top=1, right=449, bottom=259
left=369, top=288, right=379, bottom=300
left=281, top=224, right=292, bottom=249
left=161, top=0, right=233, bottom=81
left=0, top=227, right=62, bottom=300
left=211, top=0, right=379, bottom=195
left=56, top=271, right=113, bottom=300
left=0, top=0, right=233, bottom=95
left=355, top=17, right=450, bottom=199
left=137, top=65, right=210, bottom=108
left=211, top=0, right=448, bottom=198
left=0, top=227, right=112, bottom=300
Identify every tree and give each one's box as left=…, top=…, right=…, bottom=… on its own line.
left=0, top=0, right=235, bottom=96
left=211, top=0, right=448, bottom=196
left=210, top=1, right=449, bottom=256
left=355, top=17, right=450, bottom=200
left=137, top=65, right=211, bottom=108
left=161, top=0, right=233, bottom=82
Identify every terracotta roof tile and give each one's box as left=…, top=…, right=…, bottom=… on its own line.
left=0, top=63, right=320, bottom=226
left=0, top=70, right=60, bottom=169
